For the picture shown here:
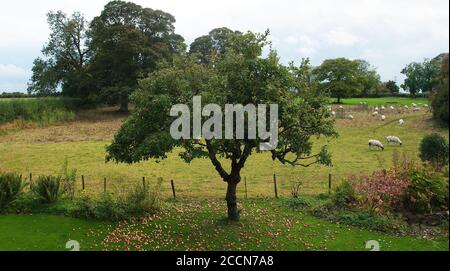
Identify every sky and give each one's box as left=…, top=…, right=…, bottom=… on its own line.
left=0, top=0, right=449, bottom=92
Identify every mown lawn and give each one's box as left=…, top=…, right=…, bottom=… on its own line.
left=0, top=214, right=105, bottom=251
left=0, top=199, right=447, bottom=251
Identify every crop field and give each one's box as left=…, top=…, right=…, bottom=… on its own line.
left=0, top=102, right=446, bottom=199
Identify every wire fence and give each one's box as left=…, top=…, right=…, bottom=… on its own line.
left=22, top=171, right=348, bottom=200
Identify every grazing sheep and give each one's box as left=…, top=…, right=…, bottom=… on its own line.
left=424, top=104, right=429, bottom=108
left=386, top=136, right=402, bottom=145
left=404, top=105, right=409, bottom=109
left=375, top=106, right=379, bottom=111
left=338, top=105, right=344, bottom=109
left=381, top=106, right=386, bottom=110
left=372, top=111, right=379, bottom=116
left=390, top=106, right=395, bottom=110
left=381, top=115, right=386, bottom=121
left=331, top=111, right=336, bottom=116
left=369, top=139, right=384, bottom=150
left=348, top=114, right=354, bottom=120
left=399, top=119, right=404, bottom=125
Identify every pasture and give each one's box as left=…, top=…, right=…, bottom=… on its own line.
left=0, top=98, right=448, bottom=251
left=0, top=102, right=446, bottom=198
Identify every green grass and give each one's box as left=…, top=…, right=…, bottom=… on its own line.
left=0, top=199, right=447, bottom=251
left=0, top=214, right=105, bottom=251
left=0, top=97, right=78, bottom=125
left=0, top=111, right=446, bottom=199
left=336, top=97, right=430, bottom=106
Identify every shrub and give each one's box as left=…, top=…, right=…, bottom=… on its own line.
left=60, top=159, right=77, bottom=199
left=32, top=175, right=61, bottom=203
left=332, top=181, right=357, bottom=208
left=419, top=133, right=449, bottom=170
left=70, top=179, right=161, bottom=221
left=403, top=170, right=449, bottom=214
left=352, top=170, right=410, bottom=213
left=0, top=173, right=26, bottom=209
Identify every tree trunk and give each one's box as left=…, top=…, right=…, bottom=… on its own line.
left=337, top=96, right=341, bottom=104
left=226, top=180, right=239, bottom=221
left=119, top=99, right=129, bottom=112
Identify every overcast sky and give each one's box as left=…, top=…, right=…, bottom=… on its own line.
left=0, top=0, right=448, bottom=92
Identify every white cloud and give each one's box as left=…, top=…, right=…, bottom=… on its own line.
left=323, top=29, right=365, bottom=47
left=0, top=64, right=30, bottom=79
left=0, top=0, right=448, bottom=91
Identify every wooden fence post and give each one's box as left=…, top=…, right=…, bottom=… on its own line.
left=244, top=177, right=248, bottom=199
left=29, top=173, right=33, bottom=189
left=273, top=174, right=278, bottom=198
left=142, top=177, right=146, bottom=190
left=171, top=179, right=176, bottom=199
left=103, top=177, right=107, bottom=193
left=81, top=175, right=85, bottom=190
left=328, top=173, right=332, bottom=194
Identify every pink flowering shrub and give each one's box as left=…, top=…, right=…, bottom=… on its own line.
left=350, top=170, right=410, bottom=213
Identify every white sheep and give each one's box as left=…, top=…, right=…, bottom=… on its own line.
left=390, top=106, right=395, bottom=110
left=413, top=107, right=420, bottom=112
left=372, top=111, right=379, bottom=116
left=368, top=139, right=384, bottom=150
left=375, top=106, right=379, bottom=111
left=338, top=105, right=344, bottom=109
left=424, top=104, right=429, bottom=108
left=348, top=114, right=354, bottom=120
left=386, top=136, right=402, bottom=145
left=381, top=106, right=386, bottom=110
left=412, top=103, right=417, bottom=107
left=404, top=105, right=409, bottom=109
left=399, top=119, right=404, bottom=125
left=381, top=115, right=386, bottom=121
left=331, top=111, right=336, bottom=116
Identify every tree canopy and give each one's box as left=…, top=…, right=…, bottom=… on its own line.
left=89, top=0, right=185, bottom=111
left=431, top=54, right=449, bottom=126
left=28, top=11, right=93, bottom=99
left=106, top=31, right=337, bottom=220
left=313, top=58, right=363, bottom=103
left=401, top=59, right=440, bottom=97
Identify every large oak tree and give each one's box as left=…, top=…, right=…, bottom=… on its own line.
left=28, top=11, right=93, bottom=99
left=313, top=58, right=362, bottom=103
left=89, top=0, right=185, bottom=111
left=106, top=31, right=336, bottom=221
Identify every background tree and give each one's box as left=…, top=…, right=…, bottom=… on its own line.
left=313, top=58, right=362, bottom=103
left=383, top=80, right=400, bottom=95
left=89, top=0, right=185, bottom=112
left=106, top=31, right=337, bottom=221
left=189, top=27, right=242, bottom=63
left=431, top=54, right=449, bottom=126
left=401, top=59, right=439, bottom=97
left=354, top=60, right=382, bottom=97
left=28, top=11, right=93, bottom=100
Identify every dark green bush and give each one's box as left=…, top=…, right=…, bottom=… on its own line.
left=332, top=181, right=357, bottom=208
left=0, top=173, right=26, bottom=209
left=419, top=133, right=449, bottom=170
left=403, top=170, right=449, bottom=214
left=32, top=175, right=61, bottom=203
